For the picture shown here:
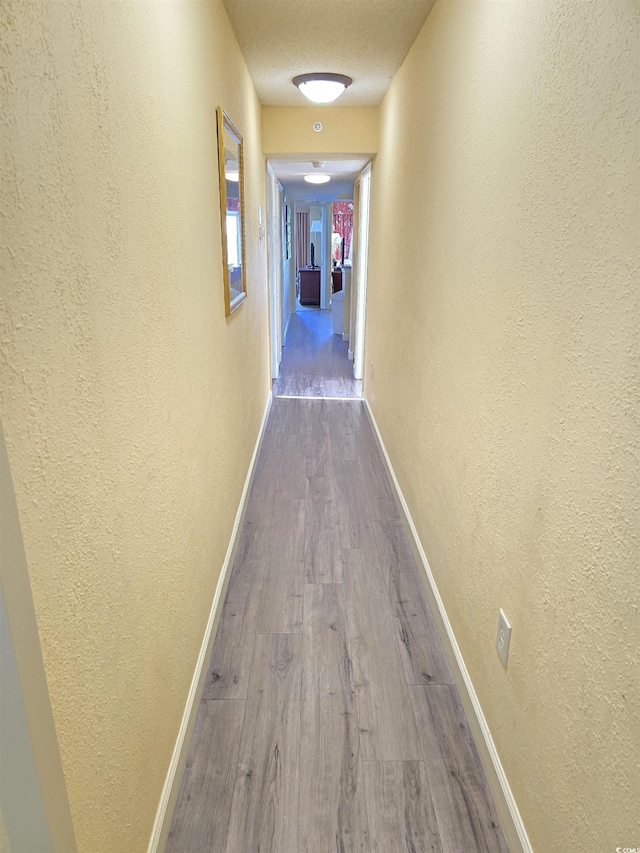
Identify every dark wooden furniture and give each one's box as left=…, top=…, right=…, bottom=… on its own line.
left=298, top=267, right=321, bottom=305
left=332, top=268, right=343, bottom=293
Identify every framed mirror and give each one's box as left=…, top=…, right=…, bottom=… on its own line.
left=216, top=107, right=247, bottom=315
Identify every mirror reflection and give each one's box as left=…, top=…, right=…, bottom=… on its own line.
left=217, top=108, right=246, bottom=315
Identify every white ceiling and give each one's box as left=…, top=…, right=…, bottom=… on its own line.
left=269, top=156, right=370, bottom=202
left=223, top=0, right=437, bottom=107
left=223, top=0, right=436, bottom=198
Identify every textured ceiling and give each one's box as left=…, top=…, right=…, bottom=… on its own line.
left=229, top=0, right=437, bottom=197
left=270, top=155, right=370, bottom=201
left=223, top=0, right=437, bottom=107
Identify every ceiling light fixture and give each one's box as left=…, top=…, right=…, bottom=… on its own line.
left=293, top=73, right=353, bottom=104
left=304, top=174, right=331, bottom=184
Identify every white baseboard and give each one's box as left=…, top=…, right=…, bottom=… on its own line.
left=348, top=349, right=354, bottom=361
left=342, top=332, right=350, bottom=342
left=147, top=392, right=273, bottom=853
left=363, top=397, right=533, bottom=853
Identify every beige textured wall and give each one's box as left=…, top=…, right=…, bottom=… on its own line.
left=262, top=106, right=378, bottom=154
left=0, top=812, right=9, bottom=853
left=1, top=424, right=77, bottom=852
left=0, top=2, right=270, bottom=851
left=365, top=1, right=639, bottom=850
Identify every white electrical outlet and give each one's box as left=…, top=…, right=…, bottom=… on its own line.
left=496, top=609, right=511, bottom=668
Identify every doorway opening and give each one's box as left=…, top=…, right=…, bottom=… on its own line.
left=266, top=158, right=371, bottom=399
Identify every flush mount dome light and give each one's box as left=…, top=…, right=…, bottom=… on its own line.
left=304, top=174, right=331, bottom=184
left=293, top=73, right=353, bottom=104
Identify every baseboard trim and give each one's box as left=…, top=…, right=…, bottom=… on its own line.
left=147, top=391, right=273, bottom=853
left=348, top=348, right=354, bottom=361
left=342, top=332, right=350, bottom=342
left=363, top=397, right=533, bottom=853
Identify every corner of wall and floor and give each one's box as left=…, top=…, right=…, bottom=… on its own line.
left=1, top=0, right=271, bottom=850
left=362, top=1, right=639, bottom=852
left=2, top=0, right=638, bottom=851
left=146, top=392, right=273, bottom=853
left=363, top=397, right=533, bottom=853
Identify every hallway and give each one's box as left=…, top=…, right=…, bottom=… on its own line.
left=3, top=0, right=635, bottom=849
left=167, top=397, right=508, bottom=852
left=272, top=308, right=361, bottom=399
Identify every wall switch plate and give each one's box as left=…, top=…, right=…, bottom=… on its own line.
left=496, top=609, right=511, bottom=668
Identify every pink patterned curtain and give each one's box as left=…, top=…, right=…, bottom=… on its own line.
left=332, top=201, right=354, bottom=261
left=296, top=211, right=309, bottom=268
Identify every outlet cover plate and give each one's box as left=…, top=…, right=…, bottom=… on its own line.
left=496, top=609, right=511, bottom=668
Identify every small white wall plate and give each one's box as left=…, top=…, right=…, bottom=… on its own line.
left=496, top=609, right=512, bottom=668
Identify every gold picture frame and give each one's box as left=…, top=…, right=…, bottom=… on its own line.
left=216, top=107, right=247, bottom=316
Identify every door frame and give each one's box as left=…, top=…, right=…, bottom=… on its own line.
left=352, top=162, right=372, bottom=381
left=266, top=163, right=283, bottom=379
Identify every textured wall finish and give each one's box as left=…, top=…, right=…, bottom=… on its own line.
left=0, top=1, right=270, bottom=851
left=365, top=1, right=639, bottom=850
left=262, top=106, right=379, bottom=154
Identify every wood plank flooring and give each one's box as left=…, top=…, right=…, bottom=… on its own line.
left=167, top=399, right=508, bottom=853
left=272, top=308, right=362, bottom=398
left=299, top=583, right=368, bottom=852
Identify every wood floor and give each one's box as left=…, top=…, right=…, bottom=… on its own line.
left=167, top=399, right=509, bottom=853
left=271, top=307, right=362, bottom=398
